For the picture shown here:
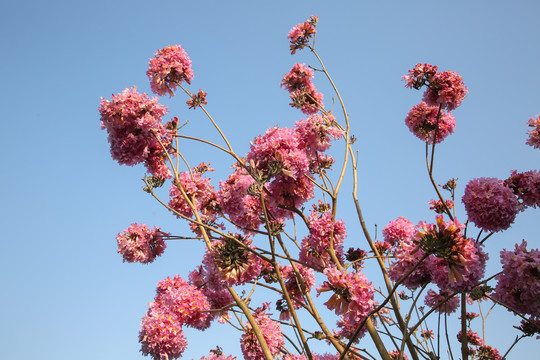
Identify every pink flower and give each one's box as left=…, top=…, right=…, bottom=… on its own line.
left=154, top=275, right=211, bottom=329
left=428, top=199, right=455, bottom=214
left=277, top=264, right=316, bottom=320
left=281, top=63, right=324, bottom=114
left=493, top=241, right=540, bottom=317
left=405, top=102, right=456, bottom=144
left=205, top=234, right=262, bottom=286
left=240, top=306, right=284, bottom=360
left=317, top=267, right=375, bottom=324
left=99, top=87, right=173, bottom=177
left=139, top=306, right=187, bottom=360
left=462, top=177, right=519, bottom=232
left=147, top=45, right=193, bottom=97
left=299, top=211, right=346, bottom=269
left=382, top=217, right=415, bottom=246
left=457, top=330, right=484, bottom=346
left=293, top=113, right=343, bottom=155
left=389, top=350, right=409, bottom=360
left=403, top=63, right=439, bottom=90
left=424, top=289, right=460, bottom=314
left=168, top=164, right=222, bottom=235
left=218, top=167, right=263, bottom=232
left=287, top=15, right=318, bottom=54
left=389, top=239, right=431, bottom=289
left=526, top=115, right=540, bottom=149
left=199, top=352, right=236, bottom=360
left=422, top=71, right=468, bottom=111
left=116, top=223, right=167, bottom=263
left=247, top=126, right=315, bottom=218
left=504, top=170, right=540, bottom=208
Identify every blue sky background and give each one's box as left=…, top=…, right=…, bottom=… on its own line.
left=1, top=1, right=539, bottom=359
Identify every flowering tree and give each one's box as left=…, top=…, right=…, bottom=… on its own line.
left=99, top=16, right=540, bottom=360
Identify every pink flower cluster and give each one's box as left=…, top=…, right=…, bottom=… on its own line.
left=456, top=331, right=502, bottom=360
left=147, top=45, right=193, bottom=97
left=404, top=102, right=456, bottom=144
left=205, top=234, right=262, bottom=286
left=428, top=199, right=455, bottom=214
left=281, top=63, right=324, bottom=114
left=277, top=264, right=316, bottom=320
left=424, top=289, right=459, bottom=314
left=462, top=177, right=519, bottom=232
left=116, top=223, right=167, bottom=263
left=299, top=211, right=347, bottom=269
left=493, top=241, right=540, bottom=317
left=168, top=164, right=221, bottom=233
left=139, top=275, right=211, bottom=359
left=404, top=63, right=468, bottom=111
left=526, top=115, right=540, bottom=149
left=294, top=113, right=343, bottom=155
left=99, top=87, right=174, bottom=178
left=382, top=216, right=415, bottom=246
left=240, top=305, right=284, bottom=360
left=504, top=169, right=540, bottom=209
left=389, top=216, right=487, bottom=292
left=317, top=267, right=375, bottom=341
left=199, top=352, right=236, bottom=360
left=287, top=15, right=318, bottom=54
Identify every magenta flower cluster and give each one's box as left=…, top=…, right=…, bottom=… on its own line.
left=139, top=275, right=211, bottom=359
left=403, top=63, right=467, bottom=144
left=526, top=115, right=540, bottom=149
left=281, top=63, right=324, bottom=114
left=493, top=241, right=540, bottom=317
left=240, top=305, right=284, bottom=360
left=462, top=177, right=519, bottom=232
left=404, top=102, right=456, bottom=144
left=116, top=223, right=166, bottom=263
left=99, top=87, right=174, bottom=179
left=382, top=216, right=415, bottom=246
left=147, top=45, right=193, bottom=97
left=287, top=15, right=318, bottom=54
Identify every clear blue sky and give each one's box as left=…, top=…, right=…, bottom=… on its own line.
left=1, top=1, right=539, bottom=359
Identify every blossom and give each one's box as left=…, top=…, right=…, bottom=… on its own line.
left=240, top=306, right=284, bottom=360
left=168, top=164, right=221, bottom=233
left=424, top=289, right=460, bottom=314
left=247, top=126, right=315, bottom=218
left=147, top=45, right=193, bottom=96
left=493, top=241, right=540, bottom=317
left=281, top=63, right=324, bottom=114
left=293, top=113, right=343, bottom=155
left=99, top=87, right=173, bottom=177
left=504, top=169, right=540, bottom=208
left=382, top=217, right=415, bottom=246
left=277, top=264, right=316, bottom=320
left=403, top=63, right=439, bottom=90
left=317, top=267, right=375, bottom=323
left=199, top=352, right=236, bottom=360
left=428, top=199, right=455, bottom=214
left=389, top=350, right=408, bottom=360
left=416, top=216, right=487, bottom=292
left=526, top=115, right=540, bottom=149
left=404, top=102, right=456, bottom=144
left=422, top=71, right=468, bottom=111
left=299, top=211, right=346, bottom=269
left=217, top=167, right=263, bottom=232
left=389, top=239, right=431, bottom=289
left=116, top=223, right=166, bottom=263
left=186, top=89, right=208, bottom=109
left=205, top=234, right=262, bottom=286
left=457, top=330, right=484, bottom=346
left=287, top=15, right=318, bottom=54
left=462, top=177, right=519, bottom=232
left=154, top=275, right=211, bottom=329
left=139, top=306, right=187, bottom=360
